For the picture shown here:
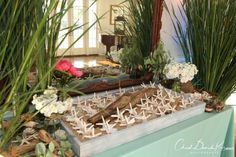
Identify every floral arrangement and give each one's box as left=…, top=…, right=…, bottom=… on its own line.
left=55, top=60, right=83, bottom=78
left=54, top=60, right=83, bottom=87
left=32, top=86, right=73, bottom=117
left=164, top=62, right=198, bottom=83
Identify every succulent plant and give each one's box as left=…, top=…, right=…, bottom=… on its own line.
left=35, top=142, right=55, bottom=157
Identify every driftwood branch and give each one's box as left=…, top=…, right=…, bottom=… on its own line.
left=38, top=129, right=60, bottom=148
left=10, top=140, right=39, bottom=157
left=0, top=151, right=13, bottom=157
left=88, top=88, right=158, bottom=124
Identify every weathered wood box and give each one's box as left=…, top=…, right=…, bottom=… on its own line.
left=60, top=86, right=205, bottom=157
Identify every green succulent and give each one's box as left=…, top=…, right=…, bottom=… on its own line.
left=35, top=142, right=55, bottom=157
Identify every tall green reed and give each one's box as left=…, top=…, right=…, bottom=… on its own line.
left=124, top=0, right=154, bottom=63
left=0, top=0, right=59, bottom=148
left=166, top=0, right=236, bottom=101
left=0, top=0, right=101, bottom=148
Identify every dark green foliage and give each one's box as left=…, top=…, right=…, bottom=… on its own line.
left=124, top=0, right=154, bottom=62
left=120, top=45, right=144, bottom=70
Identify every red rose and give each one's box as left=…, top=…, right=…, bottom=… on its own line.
left=55, top=60, right=73, bottom=71
left=68, top=67, right=83, bottom=78
left=55, top=59, right=83, bottom=78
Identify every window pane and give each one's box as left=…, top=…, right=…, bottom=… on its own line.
left=58, top=1, right=69, bottom=49
left=73, top=0, right=84, bottom=48
left=89, top=0, right=97, bottom=48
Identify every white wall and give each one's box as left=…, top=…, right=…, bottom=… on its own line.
left=161, top=0, right=185, bottom=62
left=97, top=0, right=125, bottom=34
left=96, top=0, right=125, bottom=55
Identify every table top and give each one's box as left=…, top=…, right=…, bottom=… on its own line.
left=93, top=107, right=234, bottom=157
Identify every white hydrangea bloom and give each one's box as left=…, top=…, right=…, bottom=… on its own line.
left=32, top=87, right=73, bottom=117
left=43, top=86, right=58, bottom=95
left=64, top=97, right=73, bottom=109
left=164, top=62, right=198, bottom=83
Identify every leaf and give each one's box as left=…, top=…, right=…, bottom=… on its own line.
left=35, top=142, right=46, bottom=156
left=46, top=151, right=53, bottom=157
left=48, top=141, right=55, bottom=152
left=60, top=140, right=68, bottom=148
